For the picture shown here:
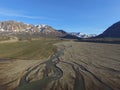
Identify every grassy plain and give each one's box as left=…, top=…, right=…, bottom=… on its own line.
left=0, top=38, right=60, bottom=60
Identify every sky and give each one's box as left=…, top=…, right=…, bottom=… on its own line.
left=0, top=0, right=120, bottom=34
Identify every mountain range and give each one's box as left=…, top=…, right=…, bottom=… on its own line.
left=0, top=20, right=65, bottom=37
left=0, top=20, right=120, bottom=39
left=0, top=20, right=96, bottom=38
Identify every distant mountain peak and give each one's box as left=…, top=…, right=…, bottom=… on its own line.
left=70, top=32, right=97, bottom=38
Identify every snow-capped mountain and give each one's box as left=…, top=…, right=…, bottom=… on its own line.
left=0, top=20, right=66, bottom=37
left=0, top=20, right=97, bottom=39
left=70, top=32, right=97, bottom=38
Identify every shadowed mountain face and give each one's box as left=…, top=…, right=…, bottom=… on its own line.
left=98, top=21, right=120, bottom=38
left=61, top=34, right=79, bottom=39
left=57, top=30, right=67, bottom=34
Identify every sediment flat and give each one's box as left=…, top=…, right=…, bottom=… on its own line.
left=0, top=41, right=120, bottom=90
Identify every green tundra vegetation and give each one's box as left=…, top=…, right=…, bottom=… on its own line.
left=0, top=38, right=61, bottom=60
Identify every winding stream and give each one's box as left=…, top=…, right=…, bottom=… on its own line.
left=17, top=50, right=64, bottom=90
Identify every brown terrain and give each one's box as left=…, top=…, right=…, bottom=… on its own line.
left=0, top=41, right=120, bottom=90
left=0, top=21, right=66, bottom=37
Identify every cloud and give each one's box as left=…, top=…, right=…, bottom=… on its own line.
left=0, top=8, right=56, bottom=21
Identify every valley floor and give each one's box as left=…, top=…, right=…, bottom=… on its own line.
left=0, top=41, right=120, bottom=90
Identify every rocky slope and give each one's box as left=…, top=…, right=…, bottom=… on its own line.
left=0, top=20, right=65, bottom=37
left=0, top=20, right=34, bottom=32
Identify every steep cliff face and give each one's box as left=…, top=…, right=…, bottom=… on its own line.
left=98, top=21, right=120, bottom=38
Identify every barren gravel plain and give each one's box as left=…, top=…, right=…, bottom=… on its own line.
left=0, top=41, right=120, bottom=90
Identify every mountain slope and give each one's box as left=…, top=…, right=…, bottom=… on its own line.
left=97, top=21, right=120, bottom=38
left=0, top=20, right=68, bottom=37
left=0, top=20, right=81, bottom=39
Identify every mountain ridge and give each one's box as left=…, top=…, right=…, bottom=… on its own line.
left=0, top=20, right=67, bottom=37
left=97, top=21, right=120, bottom=38
left=1, top=20, right=120, bottom=39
